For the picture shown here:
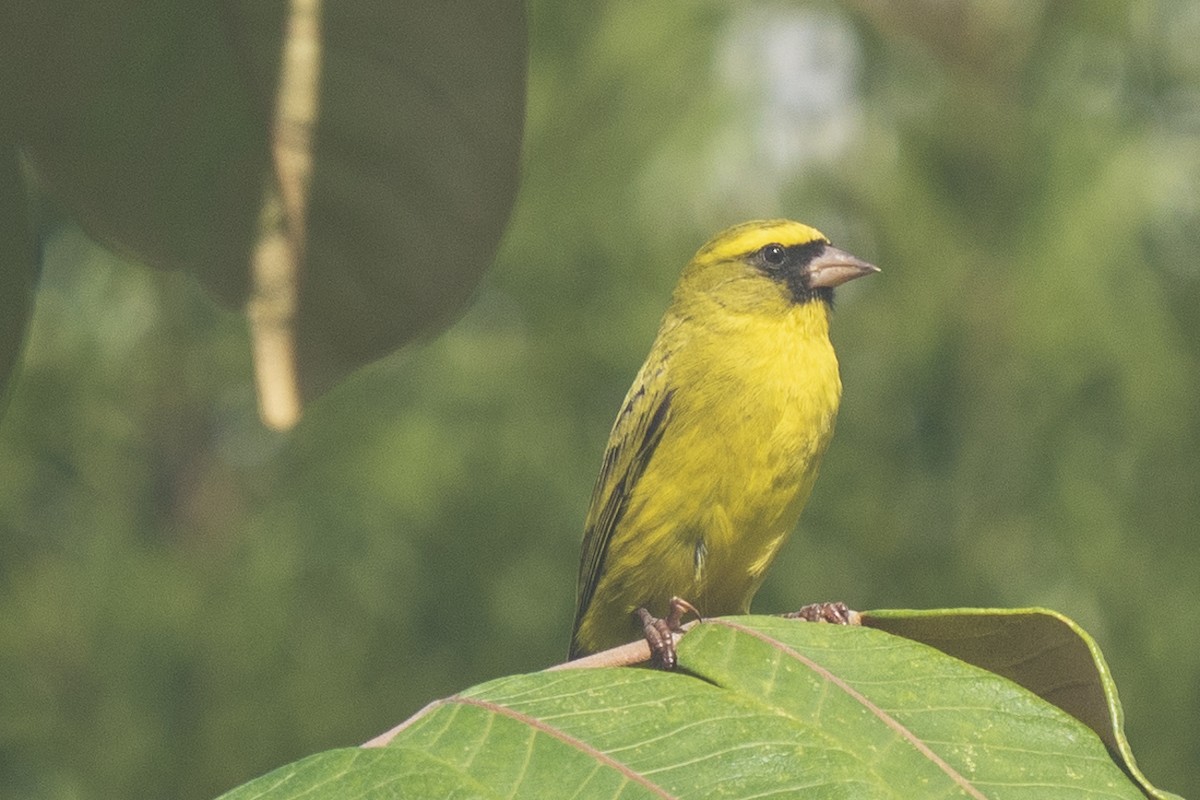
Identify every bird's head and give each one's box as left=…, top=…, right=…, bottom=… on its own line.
left=675, top=219, right=878, bottom=315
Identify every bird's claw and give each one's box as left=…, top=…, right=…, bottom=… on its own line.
left=636, top=596, right=701, bottom=669
left=783, top=601, right=857, bottom=625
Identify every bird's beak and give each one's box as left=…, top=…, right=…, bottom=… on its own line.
left=806, top=246, right=880, bottom=289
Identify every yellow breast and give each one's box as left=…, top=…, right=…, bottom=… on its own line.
left=606, top=297, right=841, bottom=621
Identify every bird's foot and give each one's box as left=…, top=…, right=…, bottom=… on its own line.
left=635, top=596, right=701, bottom=670
left=783, top=601, right=859, bottom=625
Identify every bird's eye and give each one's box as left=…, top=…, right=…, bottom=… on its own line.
left=760, top=243, right=787, bottom=266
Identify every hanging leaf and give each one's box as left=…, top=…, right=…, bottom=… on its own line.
left=7, top=0, right=526, bottom=427
left=0, top=145, right=37, bottom=415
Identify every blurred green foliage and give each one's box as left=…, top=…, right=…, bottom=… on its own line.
left=2, top=1, right=1198, bottom=798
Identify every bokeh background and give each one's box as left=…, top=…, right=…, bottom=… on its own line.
left=3, top=1, right=1198, bottom=797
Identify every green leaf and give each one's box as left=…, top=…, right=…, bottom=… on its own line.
left=8, top=0, right=526, bottom=414
left=217, top=748, right=502, bottom=800
left=218, top=614, right=1171, bottom=799
left=862, top=607, right=1175, bottom=800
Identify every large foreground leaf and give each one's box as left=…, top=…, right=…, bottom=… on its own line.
left=863, top=607, right=1166, bottom=797
left=5, top=0, right=526, bottom=425
left=218, top=613, right=1177, bottom=799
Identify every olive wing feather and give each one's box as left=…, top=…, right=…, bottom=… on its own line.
left=571, top=358, right=675, bottom=652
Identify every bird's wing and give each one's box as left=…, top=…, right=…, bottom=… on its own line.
left=572, top=357, right=675, bottom=643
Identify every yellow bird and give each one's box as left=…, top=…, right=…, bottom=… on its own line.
left=569, top=219, right=877, bottom=664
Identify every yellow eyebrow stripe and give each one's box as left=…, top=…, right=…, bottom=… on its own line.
left=695, top=219, right=828, bottom=263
